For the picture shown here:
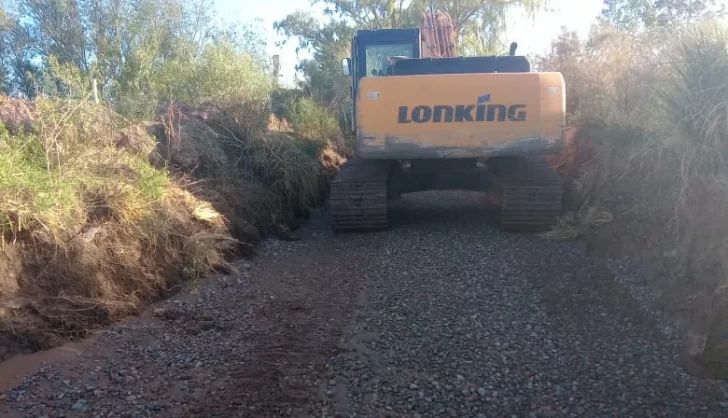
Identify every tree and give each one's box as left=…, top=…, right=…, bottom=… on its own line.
left=273, top=12, right=354, bottom=131
left=276, top=1, right=548, bottom=71
left=312, top=0, right=421, bottom=29
left=600, top=0, right=724, bottom=32
left=0, top=0, right=268, bottom=108
left=311, top=0, right=545, bottom=33
left=534, top=27, right=582, bottom=114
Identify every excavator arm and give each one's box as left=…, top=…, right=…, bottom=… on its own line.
left=419, top=10, right=458, bottom=58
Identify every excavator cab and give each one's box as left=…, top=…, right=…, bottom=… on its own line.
left=342, top=28, right=420, bottom=79
left=342, top=28, right=421, bottom=131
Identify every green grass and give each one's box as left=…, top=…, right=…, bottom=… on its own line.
left=287, top=97, right=341, bottom=142
left=0, top=124, right=83, bottom=241
left=0, top=100, right=174, bottom=243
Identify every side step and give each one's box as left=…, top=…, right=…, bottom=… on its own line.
left=329, top=160, right=392, bottom=232
left=492, top=157, right=563, bottom=232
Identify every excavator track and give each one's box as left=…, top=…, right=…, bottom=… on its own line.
left=329, top=160, right=392, bottom=232
left=492, top=157, right=563, bottom=232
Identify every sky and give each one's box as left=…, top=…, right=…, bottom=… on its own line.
left=210, top=0, right=614, bottom=86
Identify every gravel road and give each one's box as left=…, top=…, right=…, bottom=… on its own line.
left=2, top=191, right=728, bottom=417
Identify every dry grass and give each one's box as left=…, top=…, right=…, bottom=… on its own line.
left=159, top=101, right=339, bottom=229
left=539, top=19, right=728, bottom=373
left=540, top=205, right=614, bottom=242
left=0, top=95, right=342, bottom=360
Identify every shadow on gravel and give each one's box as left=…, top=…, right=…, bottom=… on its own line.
left=388, top=191, right=499, bottom=231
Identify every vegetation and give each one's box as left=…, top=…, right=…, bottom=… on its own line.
left=0, top=0, right=347, bottom=359
left=599, top=0, right=724, bottom=33
left=0, top=96, right=339, bottom=360
left=537, top=10, right=728, bottom=374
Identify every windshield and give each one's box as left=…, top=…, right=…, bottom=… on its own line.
left=365, top=44, right=414, bottom=76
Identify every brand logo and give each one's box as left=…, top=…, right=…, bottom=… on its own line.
left=396, top=94, right=527, bottom=124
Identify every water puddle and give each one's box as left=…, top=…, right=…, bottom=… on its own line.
left=0, top=334, right=99, bottom=392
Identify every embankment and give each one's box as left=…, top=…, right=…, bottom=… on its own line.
left=540, top=20, right=728, bottom=378
left=0, top=97, right=344, bottom=361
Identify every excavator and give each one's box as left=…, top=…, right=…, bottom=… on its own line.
left=330, top=10, right=565, bottom=232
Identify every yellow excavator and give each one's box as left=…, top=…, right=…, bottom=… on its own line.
left=330, top=11, right=565, bottom=232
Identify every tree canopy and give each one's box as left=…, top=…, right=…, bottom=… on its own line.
left=0, top=0, right=269, bottom=113
left=599, top=0, right=724, bottom=32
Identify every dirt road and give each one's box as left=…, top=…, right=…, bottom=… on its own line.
left=2, top=192, right=727, bottom=417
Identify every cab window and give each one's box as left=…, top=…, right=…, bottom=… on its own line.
left=365, top=44, right=414, bottom=76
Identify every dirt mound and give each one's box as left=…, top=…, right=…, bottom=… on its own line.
left=546, top=126, right=597, bottom=180
left=319, top=145, right=347, bottom=178
left=268, top=113, right=293, bottom=132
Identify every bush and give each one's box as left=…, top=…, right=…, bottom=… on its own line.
left=275, top=97, right=350, bottom=157
left=288, top=97, right=341, bottom=140
left=156, top=41, right=274, bottom=105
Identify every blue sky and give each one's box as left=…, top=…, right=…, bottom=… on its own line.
left=209, top=0, right=610, bottom=86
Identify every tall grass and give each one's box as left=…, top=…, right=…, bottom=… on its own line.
left=657, top=23, right=728, bottom=174
left=539, top=19, right=728, bottom=368
left=539, top=20, right=728, bottom=217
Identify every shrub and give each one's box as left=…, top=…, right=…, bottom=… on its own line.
left=272, top=96, right=351, bottom=159
left=156, top=41, right=274, bottom=105
left=287, top=97, right=342, bottom=143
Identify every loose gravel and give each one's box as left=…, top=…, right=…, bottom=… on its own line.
left=2, top=191, right=727, bottom=417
